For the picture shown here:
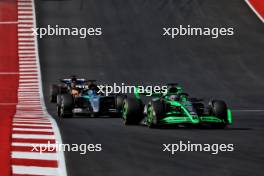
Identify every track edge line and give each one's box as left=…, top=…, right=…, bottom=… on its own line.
left=245, top=0, right=264, bottom=23
left=31, top=0, right=68, bottom=175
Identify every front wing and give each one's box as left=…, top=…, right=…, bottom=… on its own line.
left=158, top=109, right=232, bottom=125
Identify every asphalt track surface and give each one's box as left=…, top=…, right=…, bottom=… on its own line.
left=35, top=0, right=264, bottom=176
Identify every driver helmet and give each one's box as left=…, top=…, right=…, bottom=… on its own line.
left=169, top=95, right=178, bottom=101
left=71, top=82, right=77, bottom=89
left=168, top=87, right=178, bottom=94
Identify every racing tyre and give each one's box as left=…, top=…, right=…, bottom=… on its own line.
left=57, top=104, right=61, bottom=117
left=116, top=94, right=125, bottom=117
left=57, top=94, right=62, bottom=105
left=56, top=95, right=62, bottom=117
left=122, top=97, right=144, bottom=125
left=50, top=84, right=59, bottom=103
left=147, top=100, right=165, bottom=128
left=208, top=100, right=228, bottom=128
left=59, top=94, right=73, bottom=118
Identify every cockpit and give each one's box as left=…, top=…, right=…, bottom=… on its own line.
left=81, top=89, right=98, bottom=96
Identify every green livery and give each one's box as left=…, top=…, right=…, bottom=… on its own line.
left=122, top=84, right=232, bottom=128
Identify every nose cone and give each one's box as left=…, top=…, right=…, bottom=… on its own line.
left=90, top=97, right=100, bottom=112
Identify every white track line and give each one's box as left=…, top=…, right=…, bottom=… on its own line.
left=18, top=47, right=35, bottom=50
left=18, top=33, right=34, bottom=36
left=18, top=16, right=33, bottom=19
left=17, top=97, right=40, bottom=100
left=19, top=65, right=37, bottom=69
left=0, top=21, right=18, bottom=24
left=13, top=128, right=53, bottom=132
left=12, top=152, right=57, bottom=160
left=18, top=28, right=33, bottom=32
left=18, top=24, right=33, bottom=27
left=12, top=143, right=52, bottom=147
left=13, top=120, right=51, bottom=123
left=18, top=42, right=35, bottom=45
left=11, top=0, right=68, bottom=175
left=18, top=100, right=40, bottom=104
left=18, top=20, right=34, bottom=23
left=13, top=118, right=50, bottom=121
left=245, top=0, right=264, bottom=23
left=12, top=134, right=54, bottom=139
left=19, top=79, right=38, bottom=82
left=18, top=87, right=40, bottom=92
left=14, top=117, right=49, bottom=120
left=18, top=7, right=32, bottom=10
left=18, top=11, right=33, bottom=15
left=18, top=3, right=32, bottom=6
left=16, top=114, right=43, bottom=117
left=233, top=109, right=264, bottom=112
left=19, top=73, right=37, bottom=76
left=18, top=38, right=35, bottom=41
left=12, top=166, right=58, bottom=176
left=16, top=93, right=39, bottom=96
left=19, top=82, right=38, bottom=86
left=14, top=115, right=47, bottom=118
left=19, top=53, right=36, bottom=56
left=13, top=123, right=52, bottom=127
left=17, top=96, right=40, bottom=99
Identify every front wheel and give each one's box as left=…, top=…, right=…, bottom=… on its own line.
left=59, top=94, right=73, bottom=118
left=147, top=100, right=165, bottom=128
left=208, top=100, right=228, bottom=128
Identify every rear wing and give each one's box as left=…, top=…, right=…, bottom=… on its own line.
left=60, top=78, right=90, bottom=85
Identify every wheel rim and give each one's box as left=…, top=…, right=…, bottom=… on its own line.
left=60, top=105, right=64, bottom=117
left=57, top=105, right=61, bottom=116
left=122, top=101, right=128, bottom=120
left=147, top=105, right=154, bottom=127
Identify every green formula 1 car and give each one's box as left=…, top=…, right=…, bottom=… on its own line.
left=122, top=84, right=232, bottom=128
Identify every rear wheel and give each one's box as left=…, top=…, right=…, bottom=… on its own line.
left=122, top=97, right=143, bottom=125
left=50, top=85, right=59, bottom=103
left=56, top=95, right=62, bottom=117
left=59, top=94, right=73, bottom=118
left=116, top=94, right=125, bottom=117
left=57, top=105, right=61, bottom=117
left=147, top=100, right=165, bottom=128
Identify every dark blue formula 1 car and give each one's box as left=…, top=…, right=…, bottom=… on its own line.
left=57, top=88, right=124, bottom=118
